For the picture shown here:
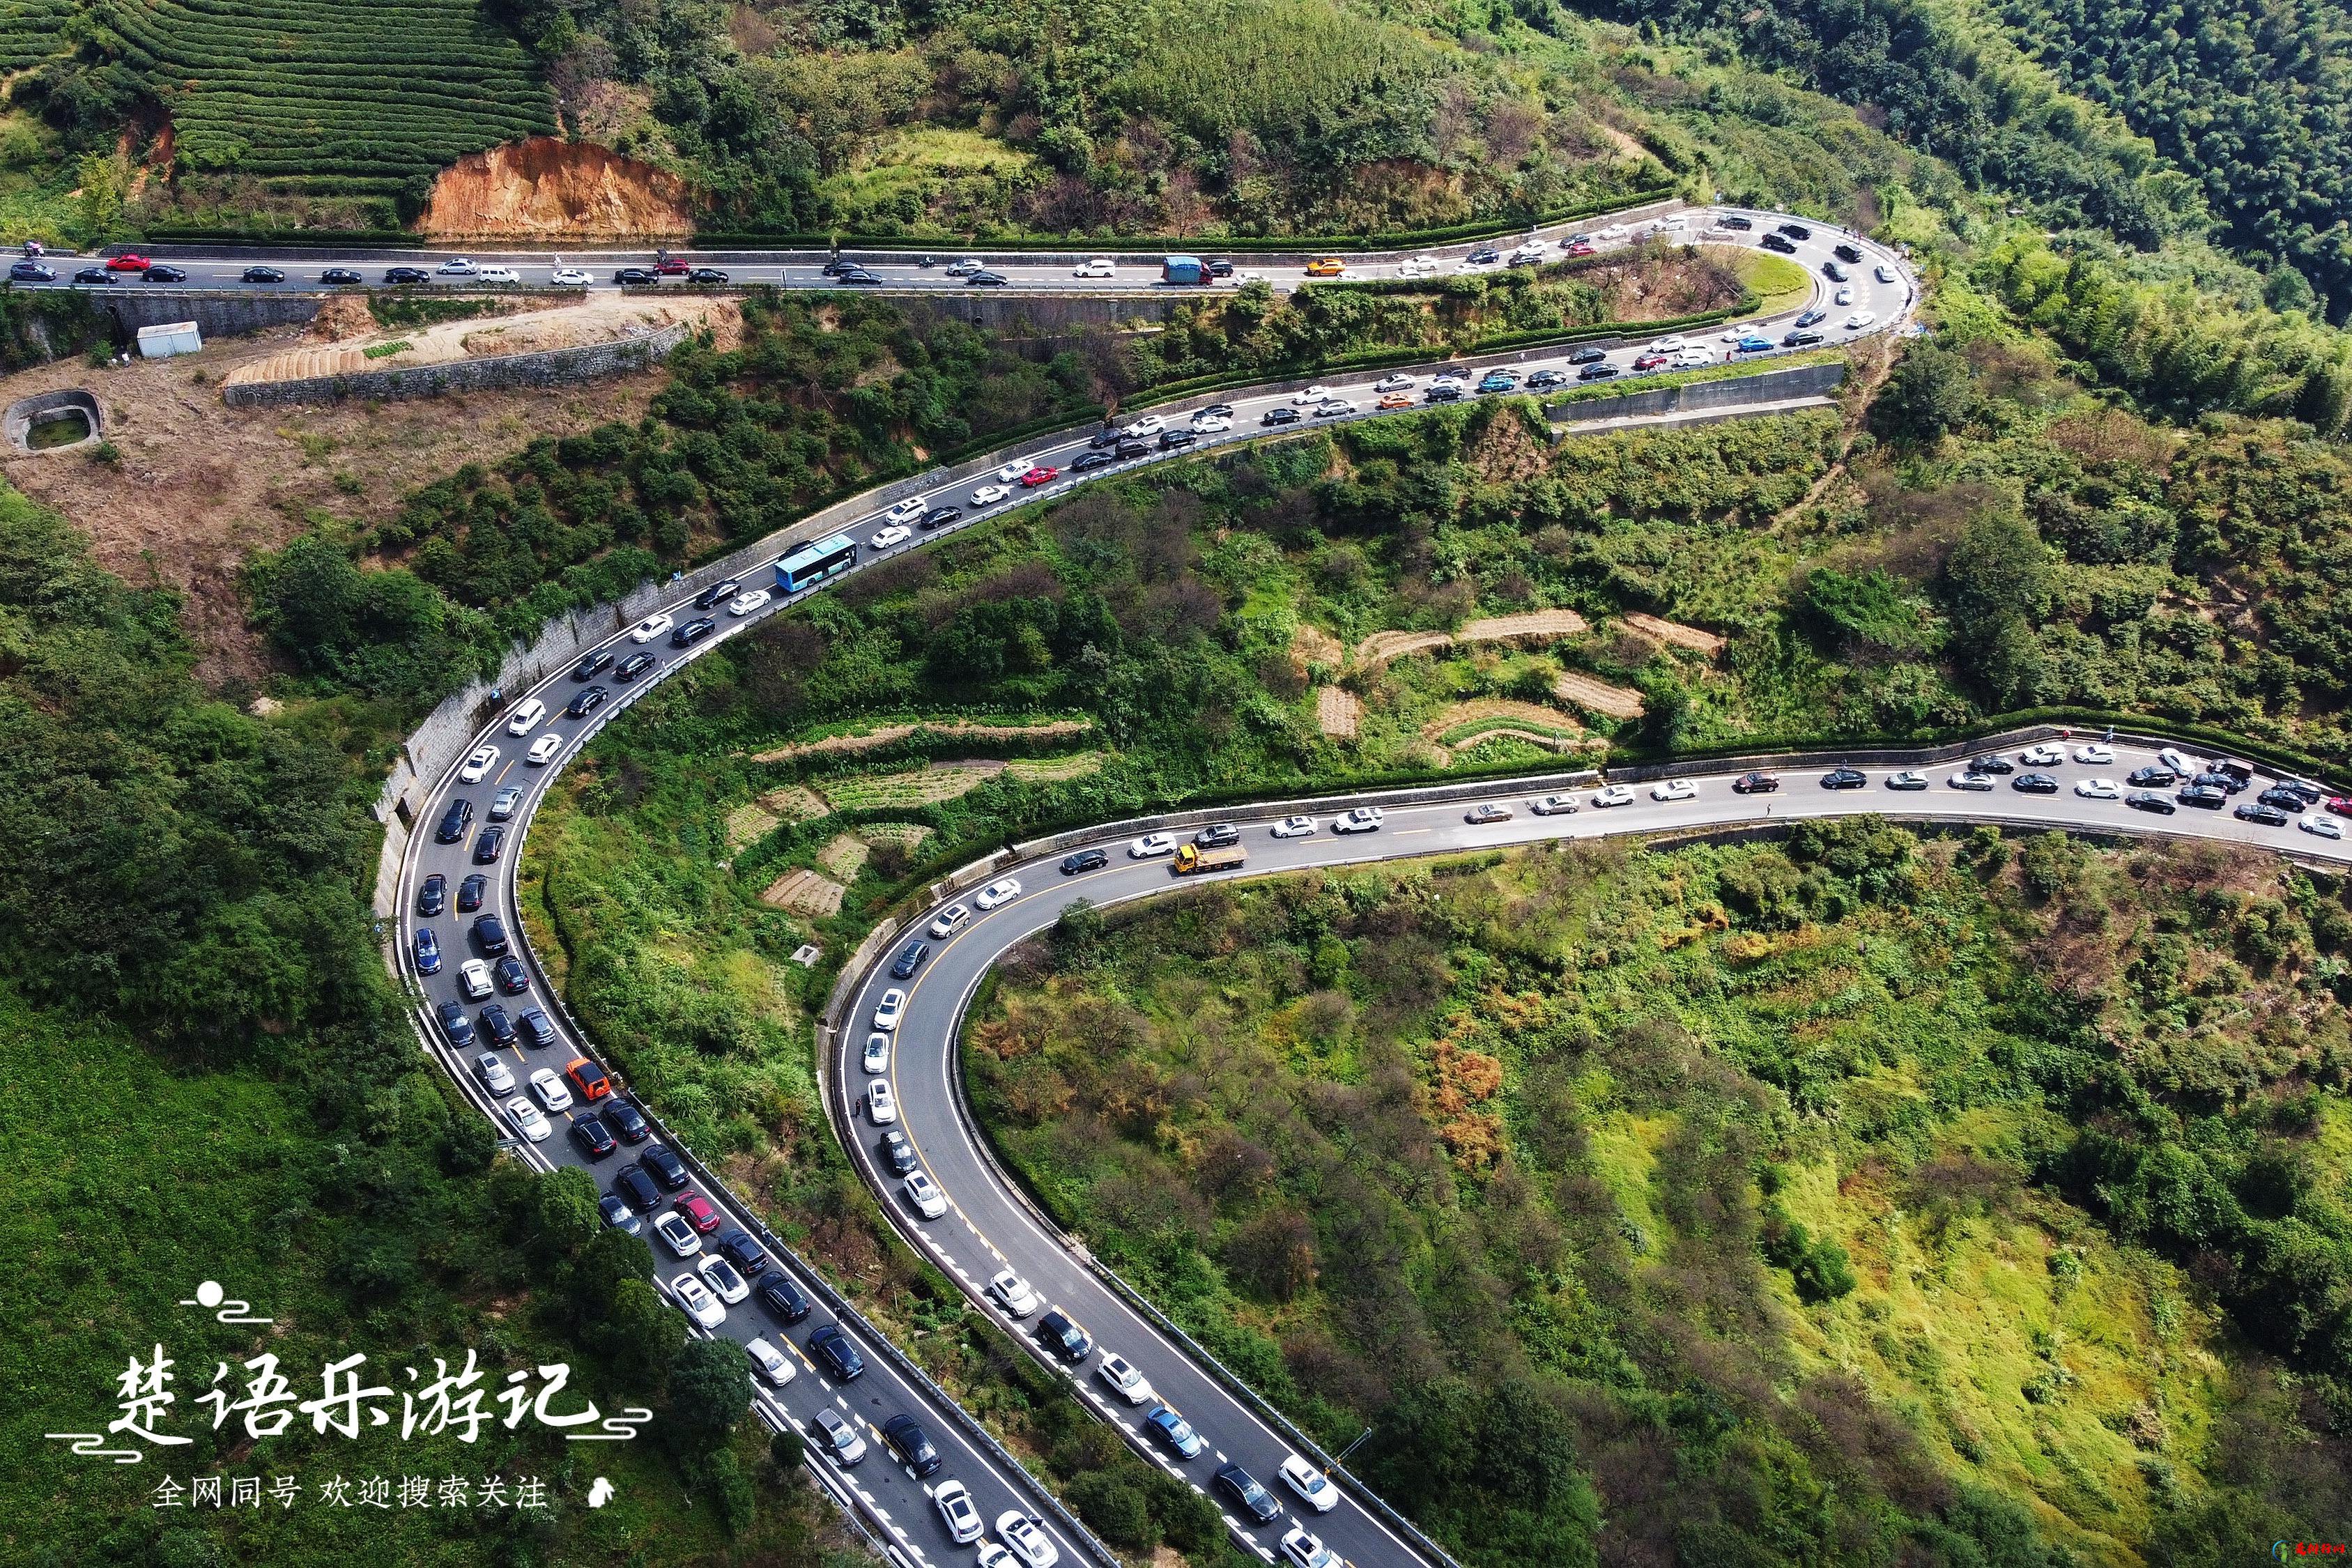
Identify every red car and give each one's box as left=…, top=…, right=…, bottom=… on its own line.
left=673, top=1191, right=721, bottom=1233
left=1565, top=241, right=1595, bottom=257
left=2327, top=796, right=2352, bottom=819
left=565, top=1056, right=610, bottom=1101
left=1018, top=466, right=1058, bottom=487
left=1633, top=352, right=1670, bottom=371
left=105, top=253, right=152, bottom=271
left=654, top=258, right=690, bottom=275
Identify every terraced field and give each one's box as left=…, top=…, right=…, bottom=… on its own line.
left=93, top=0, right=551, bottom=200
left=0, top=0, right=69, bottom=70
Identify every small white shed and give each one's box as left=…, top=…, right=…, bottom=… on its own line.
left=137, top=320, right=201, bottom=359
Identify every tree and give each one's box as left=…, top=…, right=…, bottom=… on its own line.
left=1874, top=339, right=1978, bottom=442
left=601, top=1277, right=681, bottom=1392
left=1064, top=1469, right=1154, bottom=1548
left=666, top=1335, right=752, bottom=1459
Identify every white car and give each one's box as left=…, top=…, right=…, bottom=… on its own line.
left=1592, top=785, right=1636, bottom=808
left=885, top=495, right=926, bottom=524
left=873, top=988, right=906, bottom=1031
left=1231, top=269, right=1265, bottom=286
left=1875, top=263, right=1897, bottom=283
left=506, top=697, right=546, bottom=736
left=1270, top=815, right=1316, bottom=838
left=1073, top=257, right=1116, bottom=277
left=670, top=1271, right=726, bottom=1329
left=987, top=1270, right=1039, bottom=1317
left=1885, top=771, right=1931, bottom=790
left=1292, top=385, right=1332, bottom=404
left=929, top=904, right=972, bottom=939
left=1130, top=833, right=1176, bottom=858
left=528, top=1068, right=572, bottom=1113
left=996, top=459, right=1032, bottom=483
left=2075, top=778, right=2122, bottom=800
left=902, top=1169, right=947, bottom=1220
left=746, top=1335, right=796, bottom=1387
left=867, top=1081, right=898, bottom=1125
left=2302, top=815, right=2344, bottom=840
left=698, top=1254, right=751, bottom=1304
left=436, top=257, right=477, bottom=275
left=1508, top=243, right=1547, bottom=265
left=1279, top=1525, right=1339, bottom=1568
left=1949, top=772, right=1995, bottom=791
left=974, top=876, right=1022, bottom=910
left=629, top=613, right=673, bottom=643
left=505, top=1096, right=551, bottom=1142
left=1530, top=793, right=1581, bottom=815
left=526, top=732, right=563, bottom=765
left=475, top=1053, right=515, bottom=1095
left=1192, top=415, right=1231, bottom=433
left=1096, top=1353, right=1155, bottom=1406
left=1120, top=414, right=1165, bottom=437
left=1649, top=335, right=1690, bottom=353
left=653, top=1210, right=701, bottom=1258
left=459, top=745, right=500, bottom=784
left=2074, top=743, right=2115, bottom=764
left=1845, top=310, right=1878, bottom=330
left=459, top=958, right=494, bottom=1001
left=2159, top=746, right=2196, bottom=776
left=1652, top=778, right=1698, bottom=802
left=1332, top=806, right=1383, bottom=833
left=727, top=587, right=771, bottom=616
left=996, top=1512, right=1059, bottom=1568
left=476, top=265, right=520, bottom=285
left=1373, top=374, right=1415, bottom=392
left=862, top=1032, right=891, bottom=1074
left=1671, top=348, right=1716, bottom=369
left=1279, top=1455, right=1339, bottom=1513
left=1834, top=286, right=1854, bottom=307
left=2020, top=743, right=2065, bottom=767
left=935, top=1481, right=984, bottom=1544
left=870, top=523, right=912, bottom=550
left=550, top=266, right=592, bottom=286
left=971, top=482, right=1012, bottom=507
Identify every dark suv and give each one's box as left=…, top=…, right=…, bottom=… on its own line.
left=756, top=1270, right=813, bottom=1322
left=1037, top=1309, right=1093, bottom=1363
left=880, top=1415, right=941, bottom=1477
left=638, top=1144, right=689, bottom=1190
left=716, top=1227, right=769, bottom=1275
left=808, top=1325, right=865, bottom=1381
left=1194, top=823, right=1241, bottom=850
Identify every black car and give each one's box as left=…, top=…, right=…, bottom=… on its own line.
left=1261, top=406, right=1301, bottom=426
left=1968, top=754, right=2015, bottom=775
left=2013, top=772, right=2059, bottom=794
left=1720, top=215, right=1754, bottom=230
left=807, top=1324, right=866, bottom=1381
left=614, top=1165, right=661, bottom=1213
left=437, top=798, right=474, bottom=843
left=2258, top=786, right=2308, bottom=812
left=820, top=259, right=858, bottom=277
left=321, top=267, right=363, bottom=285
left=1568, top=346, right=1608, bottom=365
left=1206, top=259, right=1234, bottom=277
left=1425, top=384, right=1463, bottom=402
left=890, top=939, right=930, bottom=980
left=1214, top=1463, right=1283, bottom=1526
left=1794, top=307, right=1827, bottom=328
left=418, top=873, right=447, bottom=916
left=1820, top=767, right=1867, bottom=789
left=1779, top=222, right=1812, bottom=240
left=966, top=270, right=1008, bottom=286
left=1782, top=330, right=1825, bottom=347
left=2236, top=801, right=2291, bottom=827
left=144, top=265, right=188, bottom=283
left=1466, top=247, right=1501, bottom=265
left=694, top=578, right=741, bottom=610
left=2178, top=784, right=2228, bottom=809
left=1115, top=438, right=1152, bottom=459
left=8, top=260, right=52, bottom=282
left=385, top=266, right=431, bottom=284
left=617, top=651, right=655, bottom=680
left=2126, top=791, right=2177, bottom=815
left=457, top=872, right=489, bottom=912
left=918, top=505, right=960, bottom=530
left=613, top=268, right=658, bottom=285
left=73, top=266, right=111, bottom=284
left=517, top=1006, right=559, bottom=1050
left=2275, top=778, right=2326, bottom=805
left=473, top=825, right=507, bottom=863
left=599, top=1194, right=638, bottom=1231
left=242, top=266, right=285, bottom=283
left=639, top=1144, right=689, bottom=1190
left=493, top=955, right=530, bottom=994
left=1732, top=771, right=1779, bottom=794
left=1834, top=242, right=1863, bottom=263
left=1061, top=847, right=1108, bottom=874
left=479, top=1004, right=518, bottom=1049
left=472, top=913, right=509, bottom=955
left=2190, top=771, right=2244, bottom=795
left=879, top=1127, right=918, bottom=1175
left=1197, top=403, right=1235, bottom=418
left=1195, top=823, right=1241, bottom=849
left=880, top=1415, right=941, bottom=1477
left=570, top=1114, right=617, bottom=1160
left=436, top=1000, right=475, bottom=1048
left=565, top=684, right=610, bottom=720
left=1087, top=427, right=1123, bottom=448
left=1036, top=1309, right=1092, bottom=1362
left=838, top=269, right=882, bottom=285
left=688, top=268, right=729, bottom=284
left=2127, top=765, right=2178, bottom=787
left=1071, top=450, right=1115, bottom=473
left=1822, top=259, right=1847, bottom=282
left=670, top=617, right=716, bottom=648
left=604, top=1098, right=649, bottom=1142
left=1761, top=232, right=1798, bottom=254
left=1158, top=429, right=1196, bottom=450
left=1525, top=369, right=1566, bottom=389
left=716, top=1227, right=769, bottom=1275
left=756, top=1270, right=812, bottom=1323
left=1577, top=362, right=1621, bottom=381
left=573, top=647, right=615, bottom=680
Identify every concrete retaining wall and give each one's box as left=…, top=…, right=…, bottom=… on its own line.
left=91, top=290, right=323, bottom=339
left=224, top=321, right=690, bottom=407
left=1540, top=360, right=1847, bottom=424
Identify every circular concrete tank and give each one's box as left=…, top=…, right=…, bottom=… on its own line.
left=4, top=388, right=102, bottom=454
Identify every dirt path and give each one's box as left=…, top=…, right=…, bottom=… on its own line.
left=1771, top=339, right=1901, bottom=528
left=746, top=717, right=1091, bottom=765
left=222, top=294, right=720, bottom=389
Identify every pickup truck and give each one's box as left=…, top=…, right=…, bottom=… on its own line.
left=1173, top=843, right=1246, bottom=875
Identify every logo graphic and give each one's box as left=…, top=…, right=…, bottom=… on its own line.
left=587, top=1477, right=615, bottom=1509
left=178, top=1279, right=273, bottom=1325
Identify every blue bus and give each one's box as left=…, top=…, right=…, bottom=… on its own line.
left=774, top=532, right=857, bottom=593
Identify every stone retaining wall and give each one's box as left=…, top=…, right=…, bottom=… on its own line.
left=224, top=321, right=690, bottom=406
left=1539, top=359, right=1847, bottom=424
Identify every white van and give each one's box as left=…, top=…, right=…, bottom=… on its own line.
left=506, top=697, right=546, bottom=736
left=745, top=1336, right=796, bottom=1387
